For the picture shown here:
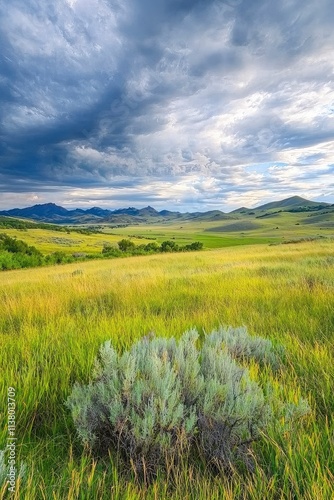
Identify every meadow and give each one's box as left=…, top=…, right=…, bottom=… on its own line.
left=2, top=206, right=334, bottom=257
left=1, top=240, right=334, bottom=498
left=0, top=228, right=153, bottom=256
left=105, top=209, right=334, bottom=247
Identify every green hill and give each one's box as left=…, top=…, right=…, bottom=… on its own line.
left=254, top=196, right=329, bottom=212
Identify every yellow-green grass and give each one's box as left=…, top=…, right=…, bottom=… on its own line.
left=1, top=241, right=334, bottom=498
left=0, top=228, right=154, bottom=255
left=1, top=225, right=278, bottom=254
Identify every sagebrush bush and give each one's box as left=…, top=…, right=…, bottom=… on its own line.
left=66, top=327, right=309, bottom=482
left=196, top=332, right=271, bottom=473
left=210, top=326, right=283, bottom=368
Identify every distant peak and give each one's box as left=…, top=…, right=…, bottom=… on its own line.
left=284, top=196, right=307, bottom=202
left=32, top=202, right=65, bottom=209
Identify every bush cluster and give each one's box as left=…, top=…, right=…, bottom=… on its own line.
left=0, top=234, right=93, bottom=270
left=66, top=327, right=309, bottom=483
left=0, top=233, right=43, bottom=270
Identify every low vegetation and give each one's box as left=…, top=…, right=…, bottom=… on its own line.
left=0, top=233, right=43, bottom=270
left=67, top=328, right=308, bottom=484
left=0, top=240, right=333, bottom=498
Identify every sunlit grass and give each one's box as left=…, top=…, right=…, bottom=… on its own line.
left=1, top=240, right=333, bottom=498
left=1, top=228, right=154, bottom=255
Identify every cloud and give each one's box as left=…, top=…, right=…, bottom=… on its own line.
left=0, top=0, right=333, bottom=210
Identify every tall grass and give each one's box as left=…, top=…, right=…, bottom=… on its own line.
left=1, top=241, right=333, bottom=498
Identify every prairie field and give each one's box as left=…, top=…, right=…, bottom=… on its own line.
left=3, top=206, right=334, bottom=256
left=1, top=240, right=334, bottom=499
left=0, top=228, right=154, bottom=255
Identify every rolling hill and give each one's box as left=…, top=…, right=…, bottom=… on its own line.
left=253, top=195, right=330, bottom=212
left=0, top=196, right=332, bottom=226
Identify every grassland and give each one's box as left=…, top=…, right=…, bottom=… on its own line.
left=2, top=206, right=334, bottom=257
left=0, top=223, right=273, bottom=254
left=1, top=240, right=333, bottom=498
left=0, top=228, right=155, bottom=255
left=107, top=209, right=334, bottom=245
left=100, top=208, right=334, bottom=250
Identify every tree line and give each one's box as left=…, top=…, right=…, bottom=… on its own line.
left=102, top=238, right=203, bottom=256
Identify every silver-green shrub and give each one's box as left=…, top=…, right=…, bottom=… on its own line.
left=197, top=332, right=271, bottom=472
left=209, top=326, right=282, bottom=368
left=66, top=327, right=308, bottom=481
left=66, top=334, right=198, bottom=481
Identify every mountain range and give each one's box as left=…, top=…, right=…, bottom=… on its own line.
left=0, top=196, right=332, bottom=225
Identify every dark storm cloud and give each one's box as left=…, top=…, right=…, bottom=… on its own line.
left=0, top=0, right=333, bottom=209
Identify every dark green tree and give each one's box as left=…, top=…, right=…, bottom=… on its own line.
left=118, top=239, right=136, bottom=252
left=161, top=240, right=179, bottom=252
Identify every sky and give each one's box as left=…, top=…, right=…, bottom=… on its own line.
left=0, top=0, right=334, bottom=212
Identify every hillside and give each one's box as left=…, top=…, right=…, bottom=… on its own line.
left=0, top=196, right=331, bottom=225
left=254, top=196, right=330, bottom=212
